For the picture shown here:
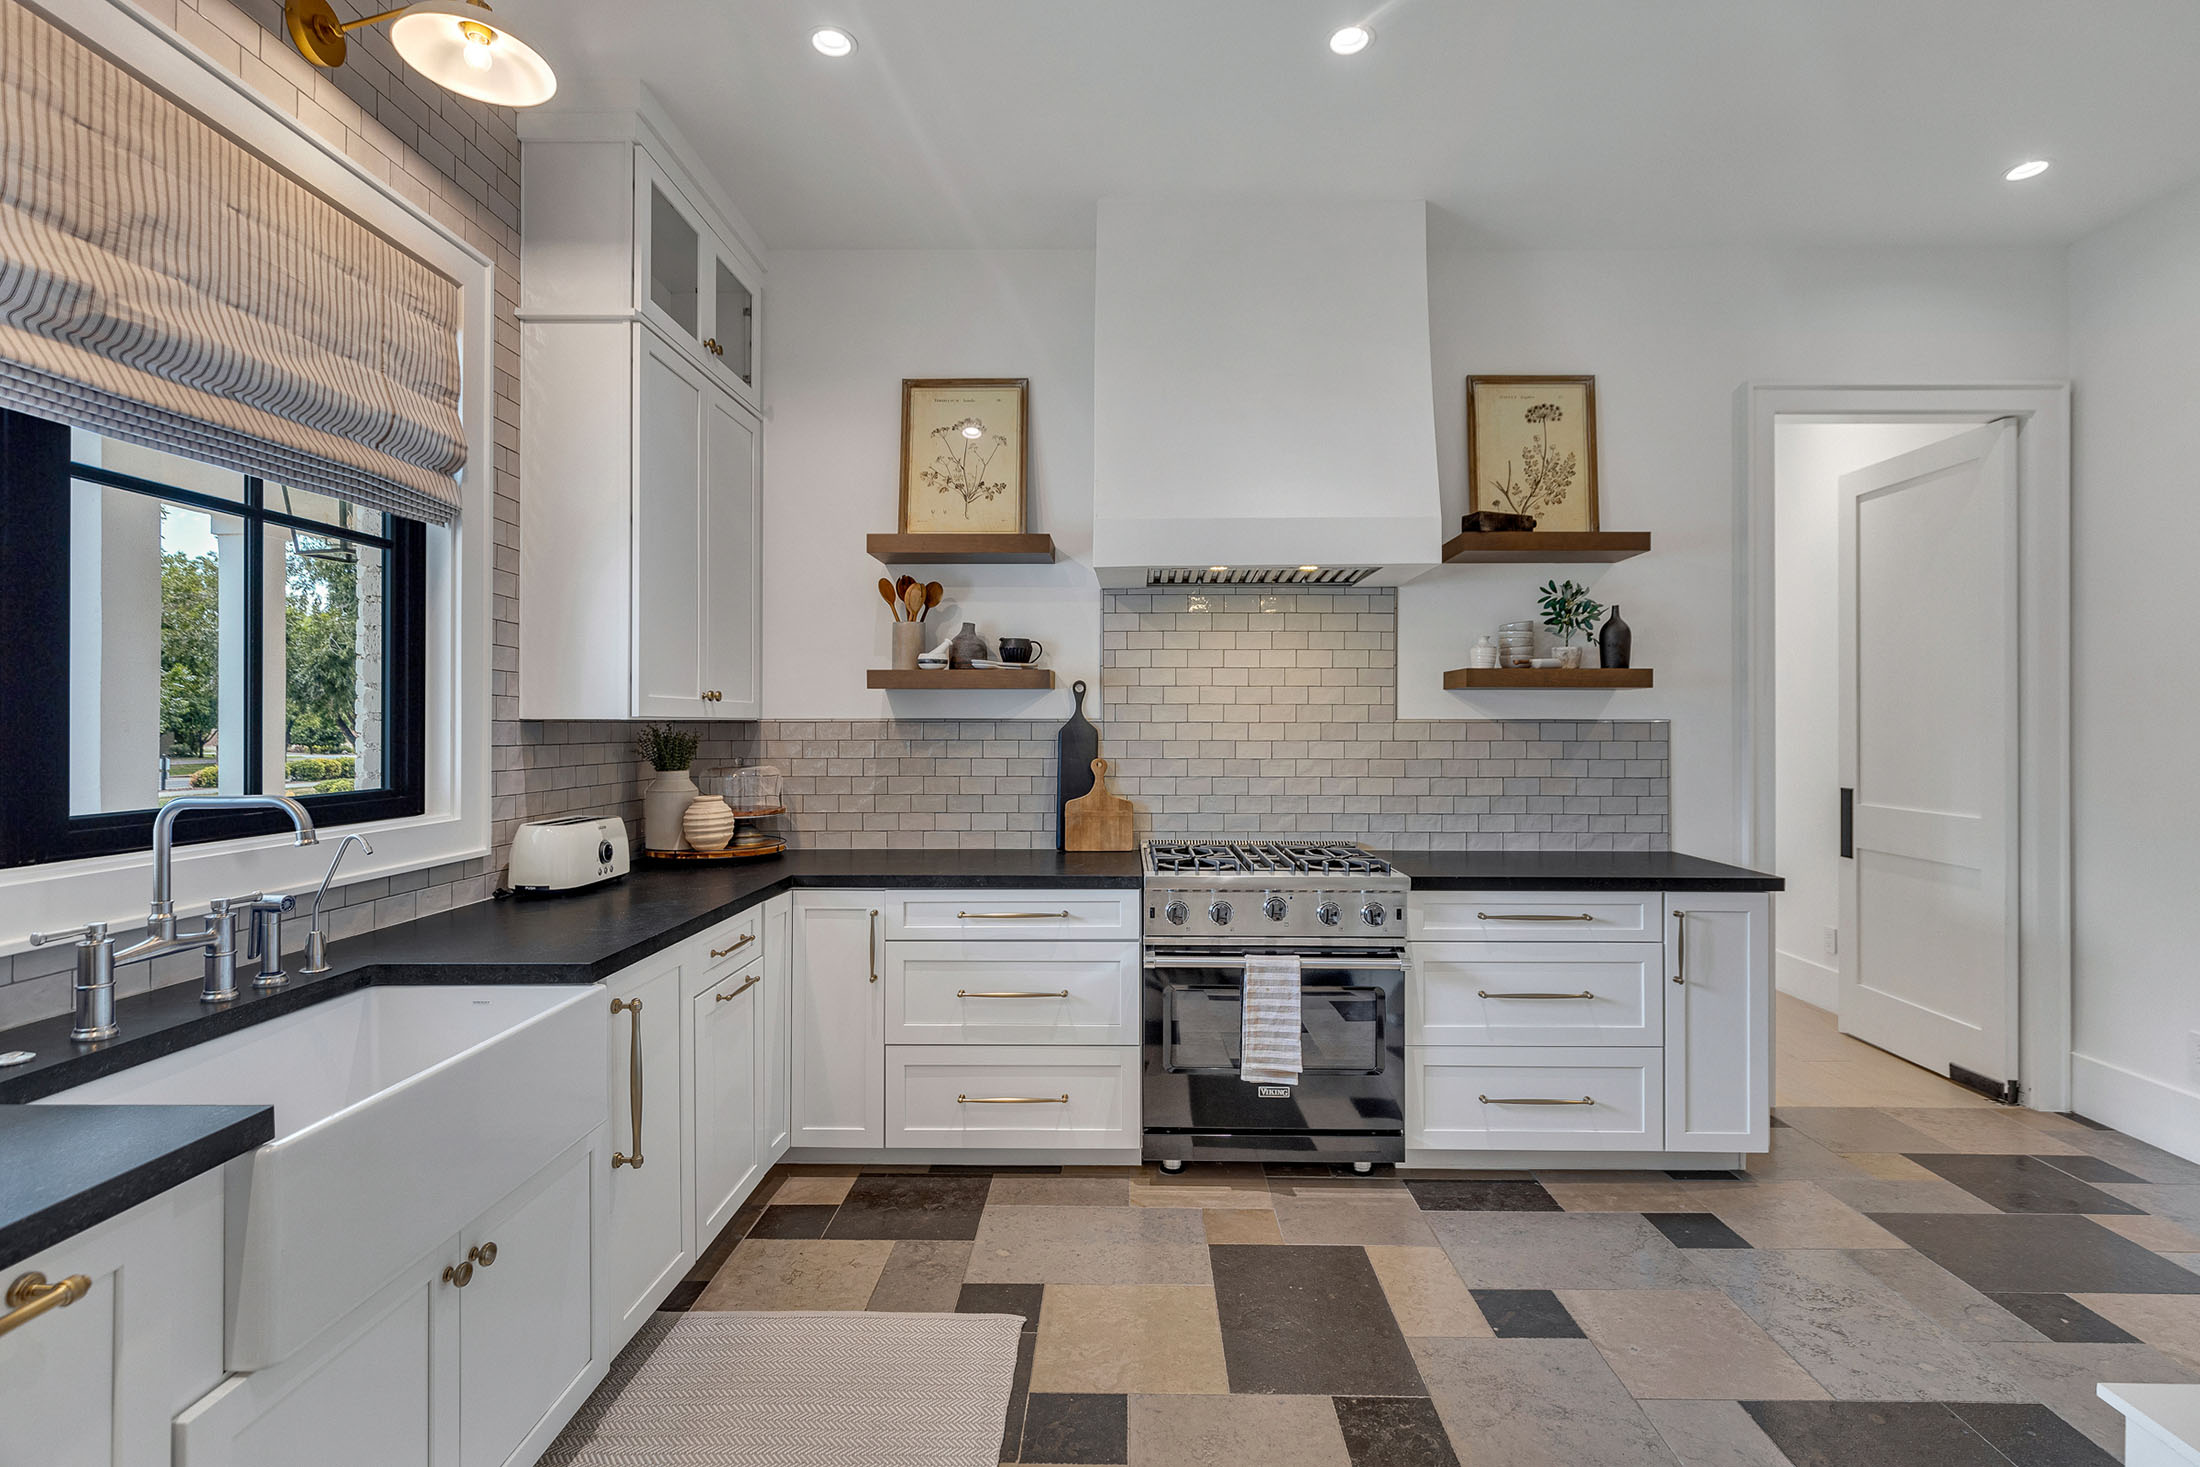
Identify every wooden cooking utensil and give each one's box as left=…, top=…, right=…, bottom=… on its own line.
left=923, top=582, right=943, bottom=620
left=904, top=583, right=925, bottom=621
left=878, top=577, right=901, bottom=619
left=895, top=575, right=917, bottom=601
left=1063, top=757, right=1134, bottom=852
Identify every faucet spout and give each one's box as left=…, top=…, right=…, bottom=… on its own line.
left=147, top=794, right=319, bottom=920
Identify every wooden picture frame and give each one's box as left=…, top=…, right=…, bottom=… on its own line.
left=898, top=378, right=1030, bottom=535
left=1466, top=375, right=1599, bottom=532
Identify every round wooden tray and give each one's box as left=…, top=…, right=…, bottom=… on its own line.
left=641, top=836, right=787, bottom=862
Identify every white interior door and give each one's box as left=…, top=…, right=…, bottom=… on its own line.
left=1836, top=421, right=2019, bottom=1092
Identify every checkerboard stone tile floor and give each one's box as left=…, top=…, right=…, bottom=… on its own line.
left=636, top=1000, right=2200, bottom=1465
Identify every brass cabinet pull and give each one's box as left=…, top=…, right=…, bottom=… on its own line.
left=717, top=973, right=762, bottom=1002
left=1475, top=912, right=1595, bottom=922
left=1478, top=1094, right=1596, bottom=1106
left=469, top=1242, right=498, bottom=1268
left=958, top=910, right=1071, bottom=920
left=0, top=1272, right=91, bottom=1339
left=710, top=932, right=755, bottom=960
left=611, top=996, right=645, bottom=1168
left=957, top=1094, right=1071, bottom=1104
left=869, top=909, right=880, bottom=983
left=1476, top=990, right=1595, bottom=1000
left=1672, top=910, right=1689, bottom=985
left=442, top=1260, right=473, bottom=1288
left=956, top=989, right=1070, bottom=999
left=703, top=337, right=724, bottom=357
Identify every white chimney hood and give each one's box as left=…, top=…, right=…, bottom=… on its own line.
left=1091, top=198, right=1444, bottom=587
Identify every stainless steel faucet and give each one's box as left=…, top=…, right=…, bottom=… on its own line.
left=301, top=833, right=373, bottom=975
left=28, top=795, right=319, bottom=1040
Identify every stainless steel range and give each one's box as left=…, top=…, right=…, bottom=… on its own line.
left=1140, top=839, right=1409, bottom=1171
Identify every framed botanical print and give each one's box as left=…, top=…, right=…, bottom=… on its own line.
left=1466, top=376, right=1599, bottom=532
left=899, top=378, right=1029, bottom=535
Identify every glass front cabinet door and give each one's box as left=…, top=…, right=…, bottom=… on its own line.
left=636, top=155, right=760, bottom=408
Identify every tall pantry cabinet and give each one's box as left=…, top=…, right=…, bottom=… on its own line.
left=517, top=91, right=765, bottom=721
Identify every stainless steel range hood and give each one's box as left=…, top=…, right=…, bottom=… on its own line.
left=1091, top=199, right=1444, bottom=588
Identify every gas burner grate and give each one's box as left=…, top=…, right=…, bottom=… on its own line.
left=1144, top=838, right=1393, bottom=877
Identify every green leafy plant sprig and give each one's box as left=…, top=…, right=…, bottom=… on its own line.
left=1536, top=580, right=1605, bottom=647
left=635, top=723, right=699, bottom=772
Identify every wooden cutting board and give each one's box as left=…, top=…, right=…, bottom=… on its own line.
left=1054, top=679, right=1098, bottom=850
left=1062, top=757, right=1133, bottom=852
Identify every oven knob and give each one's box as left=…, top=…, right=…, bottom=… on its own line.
left=1208, top=899, right=1234, bottom=926
left=1315, top=902, right=1341, bottom=927
left=1262, top=895, right=1289, bottom=922
left=1359, top=902, right=1388, bottom=928
left=1163, top=899, right=1189, bottom=926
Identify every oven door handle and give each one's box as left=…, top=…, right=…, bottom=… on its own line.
left=1145, top=953, right=1407, bottom=972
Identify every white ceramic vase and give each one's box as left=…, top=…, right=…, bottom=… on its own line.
left=643, top=767, right=697, bottom=852
left=682, top=794, right=737, bottom=853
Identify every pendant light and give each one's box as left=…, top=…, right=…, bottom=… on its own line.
left=284, top=0, right=557, bottom=107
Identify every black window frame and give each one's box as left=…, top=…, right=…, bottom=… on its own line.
left=0, top=408, right=427, bottom=868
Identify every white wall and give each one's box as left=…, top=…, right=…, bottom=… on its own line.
left=760, top=250, right=1100, bottom=719
left=2067, top=177, right=2200, bottom=1153
left=1398, top=246, right=2069, bottom=859
left=1770, top=419, right=1977, bottom=1008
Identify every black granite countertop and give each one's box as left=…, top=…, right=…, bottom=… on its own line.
left=1397, top=850, right=1784, bottom=892
left=0, top=1103, right=272, bottom=1270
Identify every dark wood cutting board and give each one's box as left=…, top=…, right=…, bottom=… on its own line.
left=1055, top=678, right=1097, bottom=850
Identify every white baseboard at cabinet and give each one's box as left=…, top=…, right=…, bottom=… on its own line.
left=782, top=1146, right=1145, bottom=1167
left=1405, top=1149, right=1746, bottom=1171
left=2073, top=1052, right=2200, bottom=1166
left=1774, top=948, right=1839, bottom=1010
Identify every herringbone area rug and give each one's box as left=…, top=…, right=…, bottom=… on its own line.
left=538, top=1310, right=1022, bottom=1466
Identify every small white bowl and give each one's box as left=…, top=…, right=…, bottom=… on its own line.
left=1529, top=658, right=1562, bottom=668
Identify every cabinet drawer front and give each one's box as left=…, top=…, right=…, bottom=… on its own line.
left=886, top=891, right=1138, bottom=941
left=885, top=1045, right=1140, bottom=1149
left=690, top=912, right=761, bottom=993
left=886, top=942, right=1140, bottom=1045
left=1411, top=943, right=1663, bottom=1046
left=1408, top=1047, right=1663, bottom=1151
left=1410, top=892, right=1656, bottom=941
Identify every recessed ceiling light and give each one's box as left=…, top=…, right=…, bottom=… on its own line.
left=811, top=26, right=855, bottom=57
left=1328, top=24, right=1373, bottom=56
left=2004, top=159, right=2050, bottom=181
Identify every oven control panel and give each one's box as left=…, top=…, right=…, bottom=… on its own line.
left=1146, top=886, right=1407, bottom=941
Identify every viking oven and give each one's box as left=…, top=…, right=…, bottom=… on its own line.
left=1140, top=840, right=1410, bottom=1169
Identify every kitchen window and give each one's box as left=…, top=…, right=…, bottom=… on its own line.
left=0, top=407, right=426, bottom=868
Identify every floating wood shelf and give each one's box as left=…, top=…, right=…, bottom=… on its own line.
left=867, top=667, right=1055, bottom=690
left=867, top=533, right=1057, bottom=565
left=1440, top=531, right=1651, bottom=565
left=1442, top=667, right=1654, bottom=690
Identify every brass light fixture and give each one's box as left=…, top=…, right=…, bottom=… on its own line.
left=284, top=0, right=557, bottom=107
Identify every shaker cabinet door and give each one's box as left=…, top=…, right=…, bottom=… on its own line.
left=693, top=962, right=763, bottom=1244
left=604, top=958, right=690, bottom=1347
left=1663, top=894, right=1771, bottom=1153
left=791, top=897, right=886, bottom=1148
left=700, top=389, right=761, bottom=719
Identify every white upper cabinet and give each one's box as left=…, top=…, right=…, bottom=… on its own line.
left=637, top=156, right=759, bottom=406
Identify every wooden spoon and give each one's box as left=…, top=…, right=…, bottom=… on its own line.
left=905, top=583, right=925, bottom=622
left=895, top=575, right=917, bottom=602
left=878, top=577, right=901, bottom=620
left=923, top=582, right=943, bottom=621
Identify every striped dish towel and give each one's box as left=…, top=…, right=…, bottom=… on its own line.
left=1240, top=954, right=1304, bottom=1085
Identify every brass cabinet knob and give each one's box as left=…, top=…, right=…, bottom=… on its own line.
left=469, top=1241, right=498, bottom=1268
left=442, top=1260, right=474, bottom=1288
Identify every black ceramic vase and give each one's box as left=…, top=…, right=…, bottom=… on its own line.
left=1598, top=606, right=1633, bottom=669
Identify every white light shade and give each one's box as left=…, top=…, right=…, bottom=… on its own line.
left=2004, top=159, right=2050, bottom=181
left=389, top=2, right=556, bottom=106
left=811, top=27, right=856, bottom=57
left=1329, top=24, right=1373, bottom=55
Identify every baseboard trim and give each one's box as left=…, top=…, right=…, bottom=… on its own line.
left=2071, top=1052, right=2200, bottom=1164
left=1775, top=949, right=1839, bottom=1010
left=1405, top=1149, right=1745, bottom=1171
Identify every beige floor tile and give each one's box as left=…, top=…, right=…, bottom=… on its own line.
left=1774, top=1107, right=1952, bottom=1154
left=864, top=1239, right=971, bottom=1312
left=1560, top=1289, right=1828, bottom=1401
left=1883, top=1106, right=2086, bottom=1155
left=1703, top=1181, right=1906, bottom=1249
left=694, top=1238, right=894, bottom=1311
left=1846, top=1248, right=2049, bottom=1343
left=1642, top=1399, right=1794, bottom=1467
left=1739, top=1129, right=1870, bottom=1181
left=1204, top=1209, right=1284, bottom=1245
left=2069, top=1294, right=2200, bottom=1374
left=1271, top=1191, right=1438, bottom=1246
left=1127, top=1393, right=1352, bottom=1467
left=989, top=1175, right=1133, bottom=1206
left=967, top=1204, right=1212, bottom=1285
left=1545, top=1180, right=1750, bottom=1213
left=2092, top=1211, right=2200, bottom=1254
left=1837, top=1152, right=1940, bottom=1180
left=1415, top=1337, right=1678, bottom=1465
left=1813, top=1178, right=2000, bottom=1214
left=1365, top=1245, right=1490, bottom=1338
left=1976, top=1342, right=2199, bottom=1454
left=767, top=1173, right=855, bottom=1205
left=1129, top=1182, right=1276, bottom=1210
left=1031, top=1284, right=1229, bottom=1394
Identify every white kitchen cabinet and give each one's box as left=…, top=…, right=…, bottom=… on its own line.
left=1663, top=894, right=1772, bottom=1153
left=0, top=1170, right=223, bottom=1467
left=884, top=892, right=1141, bottom=942
left=1408, top=1047, right=1664, bottom=1152
left=885, top=1045, right=1141, bottom=1150
left=791, top=895, right=888, bottom=1148
left=758, top=895, right=794, bottom=1163
left=1410, top=891, right=1657, bottom=942
left=692, top=956, right=763, bottom=1244
left=603, top=955, right=690, bottom=1348
left=884, top=941, right=1141, bottom=1045
left=1410, top=942, right=1663, bottom=1047
left=636, top=151, right=759, bottom=404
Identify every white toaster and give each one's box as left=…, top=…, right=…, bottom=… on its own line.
left=509, top=816, right=631, bottom=892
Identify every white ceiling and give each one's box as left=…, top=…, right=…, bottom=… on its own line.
left=518, top=0, right=2200, bottom=252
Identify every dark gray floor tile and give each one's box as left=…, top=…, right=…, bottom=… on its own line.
left=1211, top=1244, right=1427, bottom=1395
left=1333, top=1396, right=1461, bottom=1467
left=1646, top=1212, right=1754, bottom=1249
left=1944, top=1401, right=2120, bottom=1466
left=1869, top=1212, right=2200, bottom=1295
left=1469, top=1288, right=1585, bottom=1339
left=2036, top=1154, right=2146, bottom=1185
left=1403, top=1179, right=1560, bottom=1212
left=1018, top=1393, right=1126, bottom=1464
left=1000, top=1330, right=1035, bottom=1462
left=960, top=1282, right=1046, bottom=1333
left=746, top=1204, right=836, bottom=1238
left=1742, top=1401, right=2009, bottom=1467
left=2062, top=1113, right=2112, bottom=1131
left=824, top=1174, right=993, bottom=1240
left=1907, top=1155, right=2142, bottom=1214
left=1985, top=1294, right=2139, bottom=1345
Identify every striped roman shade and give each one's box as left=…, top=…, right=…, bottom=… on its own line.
left=0, top=0, right=467, bottom=522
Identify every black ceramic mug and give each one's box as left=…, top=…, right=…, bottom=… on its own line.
left=996, top=637, right=1044, bottom=665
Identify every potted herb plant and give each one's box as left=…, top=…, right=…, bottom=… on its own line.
left=636, top=723, right=701, bottom=853
left=1536, top=580, right=1605, bottom=669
